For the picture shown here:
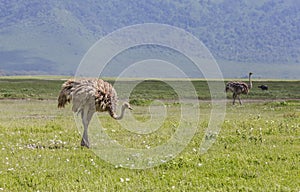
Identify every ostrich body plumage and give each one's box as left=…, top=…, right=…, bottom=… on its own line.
left=58, top=78, right=132, bottom=148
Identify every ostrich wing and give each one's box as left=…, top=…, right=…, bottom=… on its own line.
left=226, top=82, right=249, bottom=94
left=71, top=83, right=97, bottom=113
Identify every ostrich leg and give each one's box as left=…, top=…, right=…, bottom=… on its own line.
left=238, top=95, right=242, bottom=105
left=232, top=93, right=237, bottom=105
left=81, top=107, right=94, bottom=148
left=80, top=108, right=89, bottom=148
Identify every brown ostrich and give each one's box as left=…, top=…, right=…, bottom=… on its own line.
left=225, top=72, right=253, bottom=105
left=58, top=78, right=132, bottom=148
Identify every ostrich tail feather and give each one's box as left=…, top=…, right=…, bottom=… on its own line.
left=57, top=79, right=75, bottom=108
left=57, top=92, right=68, bottom=108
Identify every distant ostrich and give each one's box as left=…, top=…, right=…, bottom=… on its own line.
left=58, top=79, right=132, bottom=148
left=225, top=72, right=253, bottom=105
left=258, top=85, right=268, bottom=90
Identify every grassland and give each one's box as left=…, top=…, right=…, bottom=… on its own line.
left=0, top=77, right=299, bottom=100
left=0, top=77, right=299, bottom=191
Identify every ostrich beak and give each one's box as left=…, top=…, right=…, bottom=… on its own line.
left=128, top=106, right=133, bottom=110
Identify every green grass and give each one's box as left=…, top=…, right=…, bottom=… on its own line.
left=0, top=100, right=299, bottom=191
left=0, top=77, right=299, bottom=191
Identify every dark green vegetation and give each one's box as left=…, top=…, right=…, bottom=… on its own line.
left=128, top=79, right=300, bottom=101
left=0, top=78, right=299, bottom=101
left=0, top=78, right=63, bottom=99
left=0, top=77, right=299, bottom=191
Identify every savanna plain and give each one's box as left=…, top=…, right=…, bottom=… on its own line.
left=0, top=77, right=299, bottom=191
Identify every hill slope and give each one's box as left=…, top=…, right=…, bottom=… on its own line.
left=0, top=0, right=299, bottom=78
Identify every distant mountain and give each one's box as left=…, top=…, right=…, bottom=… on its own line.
left=0, top=0, right=299, bottom=78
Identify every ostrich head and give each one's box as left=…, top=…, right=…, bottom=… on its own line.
left=122, top=102, right=133, bottom=110
left=110, top=102, right=133, bottom=120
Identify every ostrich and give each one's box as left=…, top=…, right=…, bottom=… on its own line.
left=58, top=78, right=132, bottom=148
left=258, top=85, right=268, bottom=90
left=225, top=72, right=253, bottom=105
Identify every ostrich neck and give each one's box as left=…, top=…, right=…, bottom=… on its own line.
left=248, top=74, right=252, bottom=89
left=112, top=105, right=127, bottom=120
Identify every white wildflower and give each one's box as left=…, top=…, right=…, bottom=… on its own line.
left=84, top=170, right=91, bottom=174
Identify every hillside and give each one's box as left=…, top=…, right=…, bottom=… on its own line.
left=0, top=0, right=299, bottom=78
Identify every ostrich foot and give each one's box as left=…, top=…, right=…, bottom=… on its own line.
left=81, top=138, right=90, bottom=148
